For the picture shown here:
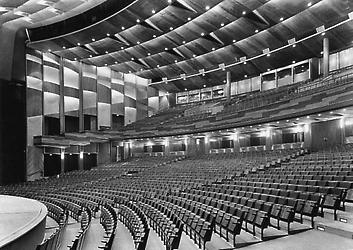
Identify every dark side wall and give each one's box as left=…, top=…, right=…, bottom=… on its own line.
left=0, top=26, right=27, bottom=184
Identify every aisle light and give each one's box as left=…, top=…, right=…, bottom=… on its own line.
left=80, top=151, right=83, bottom=159
left=60, top=151, right=65, bottom=160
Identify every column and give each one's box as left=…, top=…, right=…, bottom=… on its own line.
left=226, top=71, right=231, bottom=100
left=204, top=133, right=211, bottom=154
left=323, top=37, right=330, bottom=77
left=233, top=133, right=240, bottom=153
left=78, top=62, right=84, bottom=132
left=78, top=146, right=84, bottom=170
left=60, top=148, right=65, bottom=174
left=265, top=128, right=273, bottom=151
left=59, top=57, right=65, bottom=135
left=303, top=123, right=312, bottom=150
left=340, top=118, right=346, bottom=145
left=164, top=137, right=170, bottom=156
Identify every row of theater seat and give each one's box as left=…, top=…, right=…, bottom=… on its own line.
left=99, top=204, right=117, bottom=249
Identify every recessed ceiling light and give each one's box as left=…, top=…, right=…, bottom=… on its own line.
left=62, top=46, right=66, bottom=49
left=343, top=108, right=347, bottom=111
left=232, top=39, right=236, bottom=43
left=157, top=64, right=160, bottom=67
left=129, top=70, right=132, bottom=73
left=153, top=35, right=157, bottom=38
left=91, top=38, right=95, bottom=41
left=131, top=58, right=134, bottom=60
left=244, top=74, right=247, bottom=77
left=174, top=60, right=178, bottom=63
left=292, top=44, right=297, bottom=48
left=221, top=23, right=224, bottom=27
left=106, top=33, right=110, bottom=36
left=121, top=46, right=124, bottom=49
left=280, top=17, right=284, bottom=21
left=276, top=121, right=280, bottom=124
left=115, top=61, right=117, bottom=64
left=330, top=111, right=333, bottom=114
left=121, top=26, right=125, bottom=30
left=267, top=53, right=271, bottom=57
left=243, top=61, right=247, bottom=65
left=89, top=55, right=92, bottom=58
left=306, top=116, right=310, bottom=118
left=152, top=9, right=155, bottom=14
left=296, top=118, right=300, bottom=120
left=74, top=58, right=77, bottom=61
left=147, top=53, right=151, bottom=56
left=212, top=47, right=215, bottom=51
left=203, top=84, right=206, bottom=87
left=137, top=41, right=140, bottom=44
left=318, top=114, right=321, bottom=116
left=168, top=0, right=172, bottom=3
left=307, top=2, right=312, bottom=7
left=48, top=49, right=51, bottom=52
left=193, top=54, right=196, bottom=57
left=182, top=41, right=186, bottom=44
left=185, top=88, right=187, bottom=91
left=105, top=51, right=108, bottom=54
left=286, top=120, right=290, bottom=122
left=242, top=11, right=246, bottom=15
left=267, top=69, right=271, bottom=71
left=292, top=61, right=296, bottom=64
left=136, top=19, right=140, bottom=23
left=255, top=29, right=259, bottom=33
left=104, top=64, right=107, bottom=66
left=223, top=80, right=226, bottom=83
left=201, top=32, right=205, bottom=36
left=77, top=42, right=81, bottom=46
left=321, top=32, right=325, bottom=36
left=165, top=48, right=168, bottom=51
left=187, top=17, right=191, bottom=21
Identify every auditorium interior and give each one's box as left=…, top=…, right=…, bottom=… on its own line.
left=0, top=0, right=353, bottom=249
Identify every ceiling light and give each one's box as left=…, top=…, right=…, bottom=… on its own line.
left=48, top=49, right=51, bottom=52
left=318, top=114, right=321, bottom=116
left=74, top=58, right=77, bottom=61
left=276, top=121, right=280, bottom=124
left=91, top=38, right=95, bottom=41
left=77, top=42, right=81, bottom=46
left=115, top=61, right=118, bottom=64
left=106, top=33, right=110, bottom=36
left=330, top=111, right=333, bottom=114
left=280, top=17, right=284, bottom=21
left=170, top=27, right=173, bottom=30
left=136, top=19, right=140, bottom=23
left=243, top=61, right=247, bottom=65
left=286, top=120, right=289, bottom=122
left=89, top=55, right=92, bottom=58
left=255, top=29, right=259, bottom=33
left=193, top=54, right=196, bottom=57
left=292, top=61, right=296, bottom=64
left=131, top=58, right=134, bottom=60
left=292, top=44, right=297, bottom=48
left=147, top=53, right=151, bottom=56
left=187, top=17, right=191, bottom=21
left=205, top=5, right=210, bottom=10
left=152, top=9, right=156, bottom=14
left=321, top=32, right=325, bottom=36
left=201, top=32, right=205, bottom=36
left=104, top=64, right=107, bottom=66
left=267, top=69, right=271, bottom=71
left=185, top=88, right=187, bottom=91
left=105, top=51, right=108, bottom=54
left=296, top=118, right=300, bottom=120
left=221, top=23, right=224, bottom=27
left=212, top=47, right=215, bottom=51
left=168, top=0, right=172, bottom=3
left=307, top=2, right=312, bottom=7
left=242, top=11, right=246, bottom=15
left=129, top=70, right=132, bottom=73
left=306, top=116, right=310, bottom=118
left=182, top=41, right=186, bottom=44
left=165, top=48, right=168, bottom=51
left=137, top=41, right=140, bottom=44
left=232, top=39, right=236, bottom=43
left=121, top=46, right=124, bottom=49
left=174, top=60, right=178, bottom=63
left=157, top=65, right=160, bottom=67
left=203, top=84, right=206, bottom=87
left=244, top=74, right=247, bottom=77
left=343, top=108, right=346, bottom=111
left=62, top=46, right=66, bottom=49
left=267, top=53, right=271, bottom=57
left=153, top=35, right=157, bottom=38
left=121, top=26, right=125, bottom=30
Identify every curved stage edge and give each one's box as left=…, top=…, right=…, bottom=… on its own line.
left=0, top=195, right=47, bottom=250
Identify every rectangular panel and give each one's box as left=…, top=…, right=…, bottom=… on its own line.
left=277, top=68, right=292, bottom=87
left=27, top=116, right=43, bottom=146
left=98, top=103, right=111, bottom=128
left=251, top=76, right=261, bottom=91
left=43, top=92, right=59, bottom=115
left=125, top=107, right=136, bottom=125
